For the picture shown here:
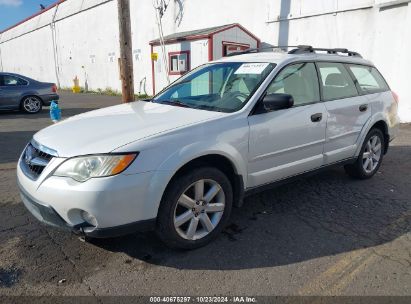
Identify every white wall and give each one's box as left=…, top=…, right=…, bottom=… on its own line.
left=54, top=0, right=120, bottom=91
left=0, top=0, right=410, bottom=121
left=0, top=6, right=57, bottom=82
left=213, top=27, right=258, bottom=59
left=0, top=0, right=120, bottom=91
left=152, top=39, right=208, bottom=93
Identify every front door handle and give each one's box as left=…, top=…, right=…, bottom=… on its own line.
left=311, top=113, right=322, bottom=122
left=359, top=104, right=368, bottom=112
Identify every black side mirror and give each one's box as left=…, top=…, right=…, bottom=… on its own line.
left=260, top=93, right=294, bottom=112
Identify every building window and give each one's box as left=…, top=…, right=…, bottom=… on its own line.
left=222, top=42, right=250, bottom=57
left=169, top=51, right=190, bottom=75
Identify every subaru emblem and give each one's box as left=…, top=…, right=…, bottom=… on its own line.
left=25, top=146, right=33, bottom=165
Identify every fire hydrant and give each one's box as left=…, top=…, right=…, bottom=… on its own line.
left=72, top=76, right=81, bottom=93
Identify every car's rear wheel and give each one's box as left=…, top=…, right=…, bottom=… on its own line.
left=344, top=128, right=385, bottom=179
left=21, top=96, right=42, bottom=114
left=156, top=167, right=233, bottom=249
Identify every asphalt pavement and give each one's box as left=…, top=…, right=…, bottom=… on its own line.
left=0, top=91, right=410, bottom=296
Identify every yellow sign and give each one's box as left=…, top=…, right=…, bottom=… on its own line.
left=151, top=53, right=158, bottom=61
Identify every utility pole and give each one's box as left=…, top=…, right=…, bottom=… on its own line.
left=117, top=0, right=134, bottom=102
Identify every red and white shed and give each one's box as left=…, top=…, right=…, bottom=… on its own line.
left=149, top=23, right=260, bottom=94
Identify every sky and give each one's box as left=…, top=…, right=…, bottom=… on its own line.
left=0, top=0, right=57, bottom=32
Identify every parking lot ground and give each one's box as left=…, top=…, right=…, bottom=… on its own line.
left=0, top=91, right=410, bottom=296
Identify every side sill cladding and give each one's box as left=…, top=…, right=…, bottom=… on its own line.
left=245, top=158, right=356, bottom=197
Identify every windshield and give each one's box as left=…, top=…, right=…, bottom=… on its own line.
left=152, top=62, right=275, bottom=112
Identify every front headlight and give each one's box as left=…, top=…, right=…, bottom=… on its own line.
left=54, top=153, right=137, bottom=182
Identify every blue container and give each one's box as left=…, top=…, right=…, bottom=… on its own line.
left=50, top=101, right=61, bottom=123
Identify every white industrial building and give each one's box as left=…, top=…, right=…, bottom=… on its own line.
left=0, top=0, right=410, bottom=122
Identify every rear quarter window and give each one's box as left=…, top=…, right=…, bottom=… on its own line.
left=17, top=77, right=29, bottom=85
left=347, top=65, right=389, bottom=94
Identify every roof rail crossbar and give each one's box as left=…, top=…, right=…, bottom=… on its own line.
left=288, top=45, right=362, bottom=57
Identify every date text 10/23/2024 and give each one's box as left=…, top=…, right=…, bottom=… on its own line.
left=149, top=297, right=257, bottom=303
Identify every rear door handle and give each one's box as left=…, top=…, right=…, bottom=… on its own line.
left=359, top=104, right=368, bottom=112
left=311, top=113, right=322, bottom=122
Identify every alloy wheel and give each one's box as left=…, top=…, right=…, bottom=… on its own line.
left=362, top=135, right=382, bottom=173
left=23, top=97, right=41, bottom=113
left=173, top=179, right=225, bottom=240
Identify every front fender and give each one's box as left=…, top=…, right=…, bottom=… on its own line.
left=137, top=142, right=248, bottom=220
left=156, top=141, right=247, bottom=186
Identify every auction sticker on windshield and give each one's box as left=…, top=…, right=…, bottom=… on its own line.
left=234, top=63, right=269, bottom=74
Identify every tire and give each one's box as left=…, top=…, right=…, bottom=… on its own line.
left=156, top=167, right=233, bottom=249
left=21, top=96, right=43, bottom=114
left=344, top=128, right=385, bottom=179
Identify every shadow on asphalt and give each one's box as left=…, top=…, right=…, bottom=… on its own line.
left=84, top=145, right=410, bottom=270
left=0, top=131, right=34, bottom=164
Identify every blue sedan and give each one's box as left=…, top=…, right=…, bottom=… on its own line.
left=0, top=72, right=59, bottom=114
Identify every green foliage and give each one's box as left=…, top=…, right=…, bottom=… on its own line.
left=58, top=87, right=152, bottom=100
left=135, top=93, right=150, bottom=99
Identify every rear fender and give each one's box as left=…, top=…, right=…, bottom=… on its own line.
left=354, top=113, right=389, bottom=157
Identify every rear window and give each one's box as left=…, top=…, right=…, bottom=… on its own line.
left=347, top=65, right=389, bottom=94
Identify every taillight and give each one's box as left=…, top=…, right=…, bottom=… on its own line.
left=52, top=84, right=57, bottom=93
left=392, top=91, right=399, bottom=104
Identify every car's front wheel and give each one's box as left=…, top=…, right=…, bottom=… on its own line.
left=21, top=96, right=43, bottom=114
left=156, top=167, right=233, bottom=249
left=344, top=128, right=385, bottom=179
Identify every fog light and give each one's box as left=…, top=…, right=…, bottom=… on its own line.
left=81, top=210, right=98, bottom=227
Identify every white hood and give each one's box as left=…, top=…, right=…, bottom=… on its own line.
left=34, top=101, right=224, bottom=157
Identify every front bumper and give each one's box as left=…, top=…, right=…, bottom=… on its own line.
left=19, top=183, right=69, bottom=228
left=18, top=183, right=156, bottom=237
left=17, top=156, right=160, bottom=238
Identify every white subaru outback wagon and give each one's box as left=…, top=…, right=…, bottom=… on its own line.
left=17, top=46, right=399, bottom=249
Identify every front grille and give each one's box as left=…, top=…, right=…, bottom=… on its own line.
left=21, top=141, right=56, bottom=180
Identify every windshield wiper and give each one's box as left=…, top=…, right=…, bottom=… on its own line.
left=190, top=104, right=227, bottom=112
left=154, top=99, right=193, bottom=108
left=153, top=100, right=226, bottom=112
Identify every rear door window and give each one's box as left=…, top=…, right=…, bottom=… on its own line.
left=317, top=62, right=358, bottom=101
left=347, top=64, right=389, bottom=94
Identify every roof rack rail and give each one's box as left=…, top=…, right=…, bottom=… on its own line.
left=225, top=45, right=362, bottom=58
left=288, top=45, right=362, bottom=57
left=225, top=45, right=299, bottom=57
left=225, top=48, right=259, bottom=56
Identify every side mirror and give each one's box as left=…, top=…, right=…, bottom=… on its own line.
left=260, top=93, right=294, bottom=112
